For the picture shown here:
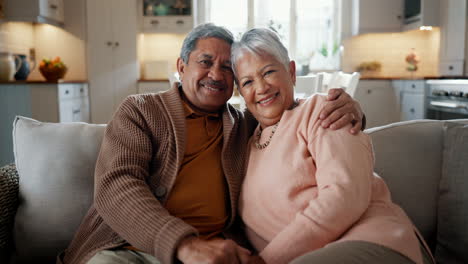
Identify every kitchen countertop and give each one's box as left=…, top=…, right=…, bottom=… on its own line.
left=360, top=76, right=468, bottom=80
left=0, top=80, right=89, bottom=84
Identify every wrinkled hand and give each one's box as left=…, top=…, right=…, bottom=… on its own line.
left=319, top=88, right=364, bottom=134
left=177, top=237, right=252, bottom=264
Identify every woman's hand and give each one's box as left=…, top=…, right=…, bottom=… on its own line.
left=319, top=88, right=364, bottom=134
left=177, top=237, right=253, bottom=264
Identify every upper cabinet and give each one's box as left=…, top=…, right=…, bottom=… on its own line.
left=439, top=0, right=466, bottom=76
left=402, top=0, right=439, bottom=31
left=342, top=0, right=403, bottom=39
left=5, top=0, right=64, bottom=27
left=139, top=0, right=193, bottom=33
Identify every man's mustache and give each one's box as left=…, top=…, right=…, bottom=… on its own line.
left=200, top=79, right=226, bottom=89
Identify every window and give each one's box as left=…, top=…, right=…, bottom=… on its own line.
left=202, top=0, right=342, bottom=72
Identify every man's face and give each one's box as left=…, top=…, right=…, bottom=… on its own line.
left=177, top=37, right=234, bottom=112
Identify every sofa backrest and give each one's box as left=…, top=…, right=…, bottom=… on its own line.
left=8, top=116, right=468, bottom=263
left=366, top=119, right=468, bottom=251
left=11, top=116, right=106, bottom=264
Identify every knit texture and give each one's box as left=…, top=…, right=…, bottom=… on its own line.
left=60, top=87, right=253, bottom=264
left=0, top=164, right=18, bottom=251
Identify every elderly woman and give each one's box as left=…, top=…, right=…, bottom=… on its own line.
left=232, top=28, right=434, bottom=264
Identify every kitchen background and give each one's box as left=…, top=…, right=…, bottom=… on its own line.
left=1, top=0, right=467, bottom=165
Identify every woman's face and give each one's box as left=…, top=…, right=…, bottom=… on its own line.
left=235, top=52, right=296, bottom=128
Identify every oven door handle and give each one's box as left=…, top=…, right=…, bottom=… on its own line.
left=430, top=101, right=468, bottom=109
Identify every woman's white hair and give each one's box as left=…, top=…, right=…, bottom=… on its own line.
left=231, top=28, right=291, bottom=77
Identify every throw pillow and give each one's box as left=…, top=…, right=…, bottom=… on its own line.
left=435, top=122, right=468, bottom=264
left=11, top=116, right=106, bottom=264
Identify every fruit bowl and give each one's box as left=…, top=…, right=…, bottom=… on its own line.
left=40, top=65, right=68, bottom=82
left=39, top=57, right=68, bottom=82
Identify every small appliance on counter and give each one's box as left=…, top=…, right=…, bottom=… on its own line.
left=143, top=60, right=170, bottom=80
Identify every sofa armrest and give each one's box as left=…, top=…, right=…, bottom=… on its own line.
left=0, top=164, right=19, bottom=262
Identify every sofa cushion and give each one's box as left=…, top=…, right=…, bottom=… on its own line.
left=366, top=120, right=445, bottom=250
left=435, top=122, right=468, bottom=264
left=11, top=116, right=106, bottom=264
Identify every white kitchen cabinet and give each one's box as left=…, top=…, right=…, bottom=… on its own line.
left=5, top=0, right=65, bottom=27
left=0, top=83, right=89, bottom=165
left=354, top=80, right=400, bottom=128
left=401, top=93, right=425, bottom=120
left=142, top=16, right=193, bottom=34
left=396, top=80, right=426, bottom=121
left=87, top=0, right=138, bottom=124
left=137, top=81, right=170, bottom=94
left=29, top=83, right=90, bottom=123
left=342, top=0, right=403, bottom=38
left=139, top=0, right=193, bottom=33
left=438, top=0, right=467, bottom=76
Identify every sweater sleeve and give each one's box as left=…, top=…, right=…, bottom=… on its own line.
left=93, top=96, right=197, bottom=264
left=260, top=98, right=374, bottom=264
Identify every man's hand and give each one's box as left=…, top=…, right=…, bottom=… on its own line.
left=246, top=256, right=267, bottom=264
left=177, top=237, right=252, bottom=264
left=319, top=88, right=364, bottom=134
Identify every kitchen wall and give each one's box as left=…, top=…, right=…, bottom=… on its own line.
left=342, top=28, right=440, bottom=78
left=0, top=22, right=34, bottom=55
left=28, top=24, right=87, bottom=81
left=138, top=33, right=186, bottom=78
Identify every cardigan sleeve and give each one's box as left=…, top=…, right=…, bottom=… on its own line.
left=259, top=98, right=375, bottom=264
left=93, top=96, right=197, bottom=264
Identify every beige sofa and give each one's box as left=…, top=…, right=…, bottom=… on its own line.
left=1, top=116, right=467, bottom=264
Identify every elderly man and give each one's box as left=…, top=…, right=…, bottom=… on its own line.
left=60, top=23, right=364, bottom=264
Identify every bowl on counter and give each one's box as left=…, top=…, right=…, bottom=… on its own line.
left=39, top=65, right=67, bottom=82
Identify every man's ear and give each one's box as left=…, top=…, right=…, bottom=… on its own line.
left=289, top=60, right=296, bottom=85
left=177, top=57, right=185, bottom=80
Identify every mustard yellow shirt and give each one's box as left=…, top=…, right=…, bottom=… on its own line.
left=164, top=100, right=228, bottom=240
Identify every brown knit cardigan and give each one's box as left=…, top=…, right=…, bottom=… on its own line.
left=60, top=87, right=254, bottom=264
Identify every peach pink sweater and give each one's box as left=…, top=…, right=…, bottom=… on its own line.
left=239, top=95, right=425, bottom=264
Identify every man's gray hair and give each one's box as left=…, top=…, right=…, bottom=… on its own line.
left=180, top=23, right=234, bottom=63
left=231, top=28, right=290, bottom=76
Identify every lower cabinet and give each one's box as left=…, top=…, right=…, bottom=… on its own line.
left=354, top=80, right=400, bottom=129
left=0, top=82, right=89, bottom=165
left=392, top=80, right=426, bottom=121
left=27, top=83, right=90, bottom=123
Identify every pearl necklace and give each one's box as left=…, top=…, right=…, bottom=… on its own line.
left=254, top=123, right=279, bottom=150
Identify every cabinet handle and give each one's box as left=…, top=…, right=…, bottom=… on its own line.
left=411, top=84, right=415, bottom=88
left=151, top=20, right=159, bottom=25
left=72, top=109, right=81, bottom=114
left=106, top=41, right=113, bottom=46
left=114, top=42, right=119, bottom=47
left=49, top=4, right=58, bottom=9
left=449, top=65, right=454, bottom=70
left=367, top=89, right=372, bottom=94
left=80, top=88, right=84, bottom=93
left=176, top=20, right=184, bottom=25
left=397, top=15, right=402, bottom=20
left=410, top=108, right=415, bottom=113
left=65, top=90, right=70, bottom=94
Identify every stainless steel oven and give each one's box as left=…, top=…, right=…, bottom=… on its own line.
left=426, top=80, right=468, bottom=120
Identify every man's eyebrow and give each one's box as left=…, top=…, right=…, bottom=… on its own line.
left=198, top=54, right=213, bottom=60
